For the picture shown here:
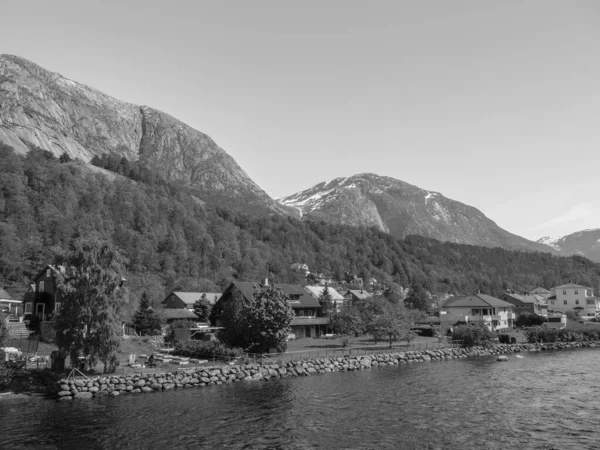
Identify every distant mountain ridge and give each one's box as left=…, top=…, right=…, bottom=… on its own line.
left=0, top=54, right=289, bottom=215
left=537, top=229, right=600, bottom=262
left=280, top=173, right=556, bottom=253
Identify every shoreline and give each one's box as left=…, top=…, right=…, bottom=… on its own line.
left=41, top=340, right=600, bottom=401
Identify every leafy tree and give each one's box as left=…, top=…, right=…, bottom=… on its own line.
left=58, top=152, right=73, bottom=163
left=193, top=294, right=213, bottom=323
left=54, top=239, right=128, bottom=372
left=369, top=299, right=419, bottom=348
left=318, top=285, right=334, bottom=315
left=216, top=285, right=294, bottom=353
left=132, top=293, right=162, bottom=336
left=330, top=305, right=364, bottom=337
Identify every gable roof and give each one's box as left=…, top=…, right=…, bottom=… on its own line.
left=304, top=286, right=345, bottom=301
left=443, top=294, right=514, bottom=309
left=529, top=287, right=551, bottom=294
left=169, top=292, right=221, bottom=307
left=161, top=308, right=198, bottom=320
left=346, top=290, right=372, bottom=300
left=553, top=283, right=591, bottom=290
left=0, top=288, right=13, bottom=300
left=226, top=282, right=321, bottom=309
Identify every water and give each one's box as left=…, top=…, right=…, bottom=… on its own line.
left=1, top=349, right=599, bottom=449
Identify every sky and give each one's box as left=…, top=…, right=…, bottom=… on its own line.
left=2, top=1, right=600, bottom=241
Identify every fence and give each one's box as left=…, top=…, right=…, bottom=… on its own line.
left=246, top=339, right=464, bottom=365
left=7, top=335, right=39, bottom=356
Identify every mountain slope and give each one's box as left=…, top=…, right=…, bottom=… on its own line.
left=537, top=230, right=600, bottom=262
left=280, top=174, right=556, bottom=253
left=0, top=54, right=288, bottom=214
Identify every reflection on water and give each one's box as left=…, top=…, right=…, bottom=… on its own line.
left=1, top=349, right=599, bottom=449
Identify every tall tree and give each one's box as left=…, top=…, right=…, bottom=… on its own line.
left=216, top=285, right=294, bottom=353
left=132, top=292, right=161, bottom=336
left=193, top=293, right=213, bottom=323
left=54, top=239, right=128, bottom=372
left=318, top=285, right=334, bottom=315
left=369, top=299, right=420, bottom=348
left=0, top=313, right=9, bottom=347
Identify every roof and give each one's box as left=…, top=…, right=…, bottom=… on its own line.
left=304, top=286, right=345, bottom=300
left=172, top=292, right=221, bottom=306
left=0, top=288, right=13, bottom=300
left=346, top=290, right=372, bottom=300
left=161, top=309, right=198, bottom=320
left=553, top=283, right=592, bottom=290
left=443, top=294, right=514, bottom=309
left=529, top=287, right=551, bottom=294
left=228, top=282, right=321, bottom=309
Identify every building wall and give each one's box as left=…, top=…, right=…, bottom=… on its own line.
left=552, top=288, right=598, bottom=316
left=441, top=305, right=513, bottom=331
left=163, top=294, right=186, bottom=309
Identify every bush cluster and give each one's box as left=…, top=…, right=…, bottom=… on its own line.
left=173, top=340, right=244, bottom=359
left=525, top=327, right=600, bottom=343
left=451, top=324, right=495, bottom=347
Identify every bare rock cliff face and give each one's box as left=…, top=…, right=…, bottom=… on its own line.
left=537, top=230, right=600, bottom=262
left=0, top=54, right=287, bottom=213
left=281, top=174, right=557, bottom=253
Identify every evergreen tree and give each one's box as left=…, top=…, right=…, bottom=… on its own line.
left=318, top=285, right=334, bottom=315
left=193, top=293, right=212, bottom=323
left=132, top=293, right=161, bottom=336
left=54, top=239, right=127, bottom=372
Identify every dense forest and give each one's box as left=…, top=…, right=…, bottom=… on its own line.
left=1, top=144, right=600, bottom=310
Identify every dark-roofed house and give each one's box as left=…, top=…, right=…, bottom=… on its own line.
left=440, top=293, right=515, bottom=332
left=161, top=308, right=199, bottom=322
left=162, top=292, right=221, bottom=310
left=23, top=265, right=65, bottom=322
left=547, top=284, right=600, bottom=317
left=502, top=292, right=547, bottom=317
left=344, top=289, right=373, bottom=302
left=214, top=279, right=329, bottom=339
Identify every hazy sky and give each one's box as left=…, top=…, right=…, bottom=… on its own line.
left=2, top=1, right=600, bottom=241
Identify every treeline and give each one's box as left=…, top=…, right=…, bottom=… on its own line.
left=1, top=143, right=600, bottom=310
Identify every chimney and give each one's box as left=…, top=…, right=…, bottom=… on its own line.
left=263, top=277, right=268, bottom=286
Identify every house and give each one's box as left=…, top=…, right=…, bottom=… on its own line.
left=502, top=292, right=548, bottom=317
left=344, top=289, right=372, bottom=302
left=23, top=265, right=126, bottom=322
left=440, top=293, right=515, bottom=332
left=546, top=313, right=567, bottom=330
left=161, top=308, right=199, bottom=323
left=0, top=288, right=22, bottom=318
left=304, top=285, right=345, bottom=311
left=23, top=265, right=64, bottom=321
left=214, top=280, right=329, bottom=339
left=546, top=283, right=600, bottom=317
left=529, top=287, right=551, bottom=298
left=162, top=292, right=221, bottom=310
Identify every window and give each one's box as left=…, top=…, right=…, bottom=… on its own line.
left=575, top=290, right=579, bottom=295
left=298, top=310, right=304, bottom=316
left=563, top=290, right=567, bottom=295
left=564, top=300, right=568, bottom=305
left=550, top=300, right=555, bottom=305
left=482, top=309, right=489, bottom=315
left=24, top=303, right=32, bottom=314
left=575, top=300, right=580, bottom=305
left=46, top=269, right=51, bottom=277
left=55, top=302, right=62, bottom=312
left=587, top=299, right=595, bottom=305
left=472, top=309, right=480, bottom=315
left=587, top=290, right=593, bottom=297
left=38, top=281, right=44, bottom=292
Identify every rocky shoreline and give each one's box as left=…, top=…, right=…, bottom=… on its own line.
left=46, top=340, right=600, bottom=401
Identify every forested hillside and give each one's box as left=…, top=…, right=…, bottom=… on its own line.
left=1, top=143, right=599, bottom=309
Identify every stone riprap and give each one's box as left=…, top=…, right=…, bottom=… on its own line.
left=48, top=341, right=600, bottom=401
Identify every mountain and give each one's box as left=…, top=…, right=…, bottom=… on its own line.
left=537, top=230, right=600, bottom=262
left=280, top=173, right=556, bottom=253
left=0, top=54, right=289, bottom=215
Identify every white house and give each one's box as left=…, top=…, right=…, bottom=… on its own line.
left=546, top=284, right=600, bottom=317
left=440, top=293, right=515, bottom=332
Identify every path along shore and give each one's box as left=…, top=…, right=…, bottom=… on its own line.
left=44, top=340, right=600, bottom=401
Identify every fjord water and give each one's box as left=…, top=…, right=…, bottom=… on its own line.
left=2, top=349, right=599, bottom=450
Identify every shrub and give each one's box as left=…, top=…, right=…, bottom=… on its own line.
left=498, top=334, right=510, bottom=344
left=174, top=340, right=244, bottom=359
left=516, top=313, right=547, bottom=328
left=452, top=324, right=495, bottom=347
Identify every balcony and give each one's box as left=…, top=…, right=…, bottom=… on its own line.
left=290, top=316, right=330, bottom=326
left=468, top=315, right=503, bottom=322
